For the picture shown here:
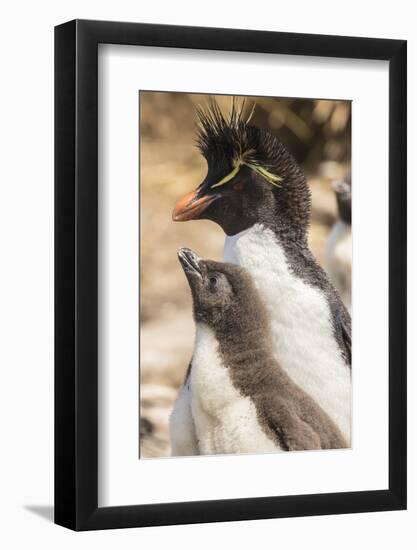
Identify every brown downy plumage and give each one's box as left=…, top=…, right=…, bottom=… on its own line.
left=178, top=247, right=347, bottom=452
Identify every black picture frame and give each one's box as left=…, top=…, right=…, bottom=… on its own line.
left=55, top=19, right=407, bottom=531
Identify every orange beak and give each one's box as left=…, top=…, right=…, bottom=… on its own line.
left=172, top=189, right=221, bottom=222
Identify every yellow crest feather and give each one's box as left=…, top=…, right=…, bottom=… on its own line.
left=210, top=153, right=282, bottom=189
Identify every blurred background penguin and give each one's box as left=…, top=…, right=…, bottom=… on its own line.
left=326, top=174, right=352, bottom=311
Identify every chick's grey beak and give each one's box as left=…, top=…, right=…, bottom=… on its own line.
left=177, top=248, right=202, bottom=277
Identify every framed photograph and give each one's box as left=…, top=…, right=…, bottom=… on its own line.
left=55, top=19, right=407, bottom=530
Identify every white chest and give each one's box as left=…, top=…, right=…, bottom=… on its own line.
left=190, top=323, right=280, bottom=455
left=224, top=224, right=351, bottom=442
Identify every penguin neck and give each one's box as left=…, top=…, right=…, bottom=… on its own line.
left=193, top=322, right=278, bottom=394
left=224, top=222, right=310, bottom=272
left=223, top=187, right=311, bottom=256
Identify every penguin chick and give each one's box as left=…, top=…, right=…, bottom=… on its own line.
left=170, top=248, right=348, bottom=456
left=326, top=177, right=352, bottom=311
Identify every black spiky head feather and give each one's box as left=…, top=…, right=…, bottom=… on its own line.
left=195, top=98, right=284, bottom=187
left=174, top=97, right=312, bottom=240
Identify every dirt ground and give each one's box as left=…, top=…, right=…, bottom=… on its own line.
left=139, top=92, right=350, bottom=458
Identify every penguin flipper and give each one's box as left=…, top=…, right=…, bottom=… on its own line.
left=264, top=396, right=349, bottom=451
left=339, top=313, right=352, bottom=366
left=265, top=404, right=322, bottom=451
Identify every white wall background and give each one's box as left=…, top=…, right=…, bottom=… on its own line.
left=0, top=1, right=415, bottom=548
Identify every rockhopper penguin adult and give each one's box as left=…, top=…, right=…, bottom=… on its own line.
left=170, top=248, right=347, bottom=455
left=172, top=99, right=352, bottom=444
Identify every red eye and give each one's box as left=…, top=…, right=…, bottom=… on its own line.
left=233, top=181, right=244, bottom=192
